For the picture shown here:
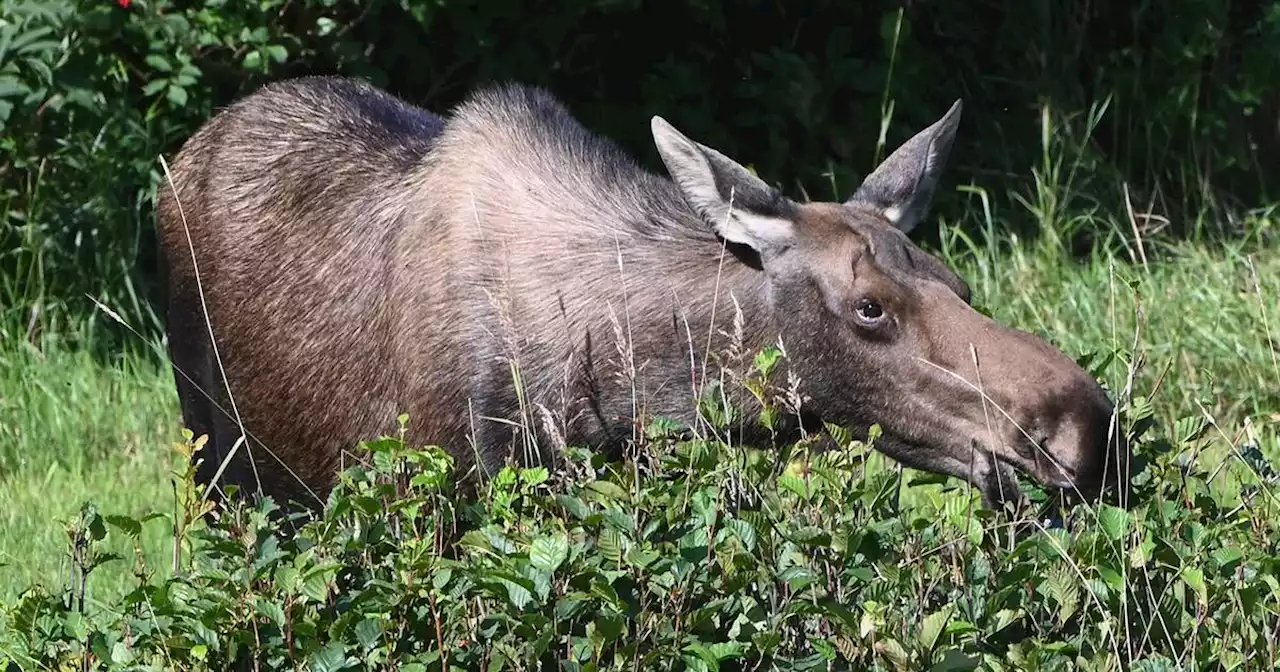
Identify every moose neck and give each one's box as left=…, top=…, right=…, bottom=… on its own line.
left=620, top=182, right=783, bottom=368
left=601, top=205, right=783, bottom=420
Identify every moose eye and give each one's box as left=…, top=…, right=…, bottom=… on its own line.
left=854, top=298, right=886, bottom=326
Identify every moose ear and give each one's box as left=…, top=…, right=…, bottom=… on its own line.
left=651, top=116, right=797, bottom=256
left=847, top=99, right=962, bottom=234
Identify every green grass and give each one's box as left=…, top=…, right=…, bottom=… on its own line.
left=0, top=341, right=179, bottom=604
left=943, top=224, right=1280, bottom=432
left=2, top=216, right=1277, bottom=609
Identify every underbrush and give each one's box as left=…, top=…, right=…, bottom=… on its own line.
left=2, top=222, right=1279, bottom=669
left=3, top=338, right=1279, bottom=670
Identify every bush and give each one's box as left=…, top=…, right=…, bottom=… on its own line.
left=3, top=0, right=1280, bottom=347
left=3, top=345, right=1280, bottom=670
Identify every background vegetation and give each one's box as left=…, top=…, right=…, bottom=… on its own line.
left=4, top=0, right=1279, bottom=348
left=2, top=0, right=1279, bottom=669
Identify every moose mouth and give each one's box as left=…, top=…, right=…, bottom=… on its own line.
left=972, top=438, right=1086, bottom=508
left=863, top=431, right=1063, bottom=507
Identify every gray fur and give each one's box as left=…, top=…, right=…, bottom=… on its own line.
left=156, top=76, right=1129, bottom=511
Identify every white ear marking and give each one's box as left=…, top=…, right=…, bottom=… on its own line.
left=651, top=114, right=797, bottom=256
left=727, top=211, right=795, bottom=247
left=846, top=99, right=963, bottom=234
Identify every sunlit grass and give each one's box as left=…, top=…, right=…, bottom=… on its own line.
left=0, top=340, right=179, bottom=604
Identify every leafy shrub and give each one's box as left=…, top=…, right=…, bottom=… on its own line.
left=3, top=345, right=1279, bottom=670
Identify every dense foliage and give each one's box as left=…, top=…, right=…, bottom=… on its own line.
left=2, top=343, right=1279, bottom=670
left=3, top=0, right=1280, bottom=348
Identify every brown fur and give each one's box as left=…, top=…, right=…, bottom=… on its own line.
left=156, top=75, right=1129, bottom=511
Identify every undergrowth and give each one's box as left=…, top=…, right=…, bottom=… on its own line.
left=2, top=325, right=1280, bottom=670
left=2, top=197, right=1279, bottom=668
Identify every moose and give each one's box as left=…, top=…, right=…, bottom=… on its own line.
left=155, top=76, right=1129, bottom=512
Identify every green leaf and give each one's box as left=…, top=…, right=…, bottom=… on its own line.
left=300, top=563, right=340, bottom=603
left=554, top=592, right=592, bottom=621
left=1097, top=504, right=1130, bottom=541
left=876, top=636, right=912, bottom=668
left=1097, top=566, right=1124, bottom=591
left=252, top=596, right=286, bottom=628
left=520, top=465, right=549, bottom=487
left=86, top=509, right=107, bottom=541
left=824, top=422, right=854, bottom=447
left=943, top=620, right=979, bottom=638
left=930, top=649, right=981, bottom=671
left=11, top=588, right=46, bottom=639
left=1129, top=535, right=1155, bottom=567
left=0, top=74, right=27, bottom=99
left=758, top=405, right=779, bottom=430
left=585, top=479, right=630, bottom=503
left=776, top=566, right=819, bottom=591
left=588, top=579, right=626, bottom=613
left=754, top=346, right=782, bottom=377
left=530, top=532, right=570, bottom=573
left=527, top=565, right=553, bottom=602
left=354, top=618, right=382, bottom=651
left=789, top=526, right=831, bottom=547
left=264, top=44, right=289, bottom=63
left=1181, top=566, right=1207, bottom=604
left=598, top=527, right=624, bottom=565
left=1045, top=563, right=1079, bottom=625
left=685, top=640, right=747, bottom=669
left=62, top=611, right=87, bottom=640
left=706, top=641, right=747, bottom=661
left=753, top=630, right=782, bottom=653
left=1211, top=546, right=1244, bottom=571
left=626, top=546, right=660, bottom=569
left=488, top=571, right=535, bottom=610
left=1173, top=415, right=1208, bottom=443
left=778, top=463, right=817, bottom=500
left=167, top=85, right=188, bottom=108
left=104, top=514, right=141, bottom=537
left=144, top=54, right=172, bottom=72
left=917, top=603, right=954, bottom=653
left=690, top=486, right=717, bottom=527
left=808, top=640, right=839, bottom=660
left=555, top=494, right=593, bottom=520
left=309, top=643, right=355, bottom=672
left=111, top=641, right=137, bottom=665
left=1130, top=655, right=1178, bottom=672
left=645, top=415, right=684, bottom=439
left=724, top=517, right=757, bottom=551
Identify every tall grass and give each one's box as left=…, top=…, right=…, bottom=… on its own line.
left=0, top=338, right=178, bottom=603
left=942, top=207, right=1280, bottom=431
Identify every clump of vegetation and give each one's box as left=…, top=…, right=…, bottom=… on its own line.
left=3, top=340, right=1278, bottom=671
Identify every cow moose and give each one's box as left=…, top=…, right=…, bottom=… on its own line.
left=155, top=76, right=1129, bottom=513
